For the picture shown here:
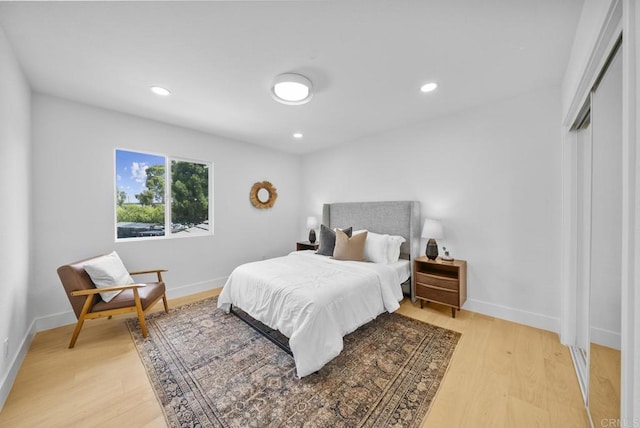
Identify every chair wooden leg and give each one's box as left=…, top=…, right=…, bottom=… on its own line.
left=68, top=317, right=85, bottom=348
left=162, top=294, right=169, bottom=313
left=69, top=296, right=93, bottom=348
left=133, top=289, right=148, bottom=337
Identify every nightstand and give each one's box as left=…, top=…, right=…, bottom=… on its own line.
left=296, top=241, right=319, bottom=251
left=413, top=257, right=467, bottom=318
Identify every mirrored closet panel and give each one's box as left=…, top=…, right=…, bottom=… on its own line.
left=570, top=39, right=622, bottom=426
left=572, top=120, right=591, bottom=398
left=588, top=41, right=622, bottom=426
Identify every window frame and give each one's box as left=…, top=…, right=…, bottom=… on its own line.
left=114, top=148, right=214, bottom=242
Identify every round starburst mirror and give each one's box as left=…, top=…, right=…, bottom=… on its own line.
left=250, top=181, right=277, bottom=209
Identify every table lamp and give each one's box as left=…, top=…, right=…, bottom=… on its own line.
left=421, top=218, right=444, bottom=260
left=306, top=216, right=319, bottom=243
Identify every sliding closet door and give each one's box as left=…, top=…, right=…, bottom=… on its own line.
left=572, top=120, right=591, bottom=398
left=588, top=46, right=622, bottom=424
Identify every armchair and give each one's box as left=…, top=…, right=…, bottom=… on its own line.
left=57, top=254, right=169, bottom=348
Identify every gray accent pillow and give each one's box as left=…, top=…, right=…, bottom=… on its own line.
left=317, top=224, right=352, bottom=256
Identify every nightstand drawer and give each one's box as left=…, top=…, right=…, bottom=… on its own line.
left=415, top=283, right=459, bottom=307
left=415, top=272, right=459, bottom=290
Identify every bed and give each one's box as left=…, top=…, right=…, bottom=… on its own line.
left=217, top=201, right=421, bottom=377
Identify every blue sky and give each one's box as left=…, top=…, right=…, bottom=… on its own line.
left=115, top=149, right=165, bottom=203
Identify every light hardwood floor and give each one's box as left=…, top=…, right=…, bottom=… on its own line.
left=0, top=289, right=592, bottom=428
left=589, top=343, right=621, bottom=427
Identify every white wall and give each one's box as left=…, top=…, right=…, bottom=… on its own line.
left=0, top=26, right=32, bottom=408
left=301, top=86, right=563, bottom=332
left=30, top=94, right=302, bottom=329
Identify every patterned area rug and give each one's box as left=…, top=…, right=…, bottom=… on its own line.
left=127, top=296, right=460, bottom=428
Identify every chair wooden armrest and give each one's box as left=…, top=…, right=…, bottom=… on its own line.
left=129, top=269, right=167, bottom=282
left=70, top=283, right=146, bottom=297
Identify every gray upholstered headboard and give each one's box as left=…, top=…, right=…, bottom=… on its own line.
left=321, top=201, right=421, bottom=262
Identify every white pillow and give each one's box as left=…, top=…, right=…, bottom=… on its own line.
left=362, top=231, right=391, bottom=263
left=354, top=230, right=408, bottom=263
left=387, top=234, right=406, bottom=263
left=83, top=251, right=135, bottom=302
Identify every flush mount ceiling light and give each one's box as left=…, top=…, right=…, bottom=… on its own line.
left=420, top=82, right=438, bottom=93
left=150, top=86, right=171, bottom=96
left=293, top=132, right=304, bottom=139
left=271, top=73, right=313, bottom=105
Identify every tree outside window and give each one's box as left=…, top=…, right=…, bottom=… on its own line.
left=171, top=160, right=209, bottom=231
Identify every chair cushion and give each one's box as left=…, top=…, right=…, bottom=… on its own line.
left=58, top=256, right=110, bottom=319
left=91, top=282, right=166, bottom=313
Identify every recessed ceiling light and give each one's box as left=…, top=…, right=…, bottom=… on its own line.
left=420, top=82, right=438, bottom=93
left=293, top=133, right=304, bottom=139
left=150, top=86, right=171, bottom=96
left=272, top=73, right=313, bottom=105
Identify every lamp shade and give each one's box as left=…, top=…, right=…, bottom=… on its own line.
left=421, top=218, right=444, bottom=239
left=306, top=216, right=318, bottom=229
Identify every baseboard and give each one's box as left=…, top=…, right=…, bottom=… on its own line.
left=36, top=277, right=229, bottom=332
left=0, top=319, right=36, bottom=412
left=590, top=326, right=621, bottom=350
left=464, top=298, right=561, bottom=334
left=166, top=276, right=228, bottom=299
left=35, top=310, right=77, bottom=332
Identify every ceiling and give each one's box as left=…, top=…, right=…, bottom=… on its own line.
left=0, top=1, right=584, bottom=154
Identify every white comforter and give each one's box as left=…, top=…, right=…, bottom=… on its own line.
left=217, top=251, right=403, bottom=377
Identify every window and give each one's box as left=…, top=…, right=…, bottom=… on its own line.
left=115, top=149, right=212, bottom=240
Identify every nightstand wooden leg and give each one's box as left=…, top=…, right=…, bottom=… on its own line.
left=452, top=307, right=456, bottom=318
left=420, top=300, right=423, bottom=309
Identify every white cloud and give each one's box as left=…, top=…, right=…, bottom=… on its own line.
left=131, top=162, right=148, bottom=183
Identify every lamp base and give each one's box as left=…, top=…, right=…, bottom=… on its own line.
left=309, top=229, right=316, bottom=244
left=426, top=239, right=439, bottom=260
